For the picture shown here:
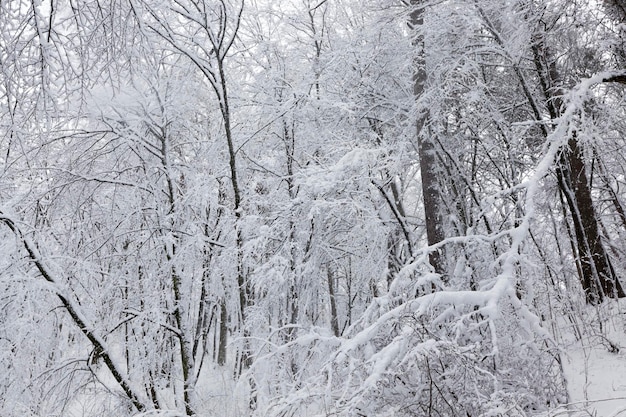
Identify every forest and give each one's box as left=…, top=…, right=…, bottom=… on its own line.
left=1, top=0, right=626, bottom=415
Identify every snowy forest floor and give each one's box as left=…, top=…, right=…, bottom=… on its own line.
left=128, top=299, right=626, bottom=417
left=190, top=299, right=626, bottom=417
left=540, top=299, right=626, bottom=417
left=64, top=299, right=626, bottom=417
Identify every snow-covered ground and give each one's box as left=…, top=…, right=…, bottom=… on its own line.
left=546, top=301, right=626, bottom=417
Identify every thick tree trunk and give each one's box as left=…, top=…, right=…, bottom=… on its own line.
left=410, top=1, right=446, bottom=278
left=557, top=136, right=626, bottom=303
left=531, top=33, right=625, bottom=303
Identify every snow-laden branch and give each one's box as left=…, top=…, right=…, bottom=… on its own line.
left=602, top=71, right=626, bottom=84
left=0, top=211, right=149, bottom=413
left=262, top=71, right=619, bottom=416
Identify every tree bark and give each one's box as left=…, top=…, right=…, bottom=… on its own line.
left=556, top=136, right=626, bottom=303
left=410, top=0, right=446, bottom=279
left=531, top=31, right=626, bottom=303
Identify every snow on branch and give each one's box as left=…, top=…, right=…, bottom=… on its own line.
left=261, top=71, right=615, bottom=416
left=0, top=210, right=149, bottom=413
left=602, top=70, right=626, bottom=84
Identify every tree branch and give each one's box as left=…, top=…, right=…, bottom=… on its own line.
left=602, top=73, right=626, bottom=84
left=0, top=212, right=148, bottom=413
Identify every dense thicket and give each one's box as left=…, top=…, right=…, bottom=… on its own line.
left=1, top=0, right=625, bottom=415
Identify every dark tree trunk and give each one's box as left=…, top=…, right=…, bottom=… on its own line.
left=410, top=0, right=446, bottom=279
left=531, top=34, right=626, bottom=303
left=557, top=135, right=626, bottom=303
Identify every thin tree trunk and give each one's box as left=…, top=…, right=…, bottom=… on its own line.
left=217, top=300, right=228, bottom=366
left=326, top=266, right=339, bottom=337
